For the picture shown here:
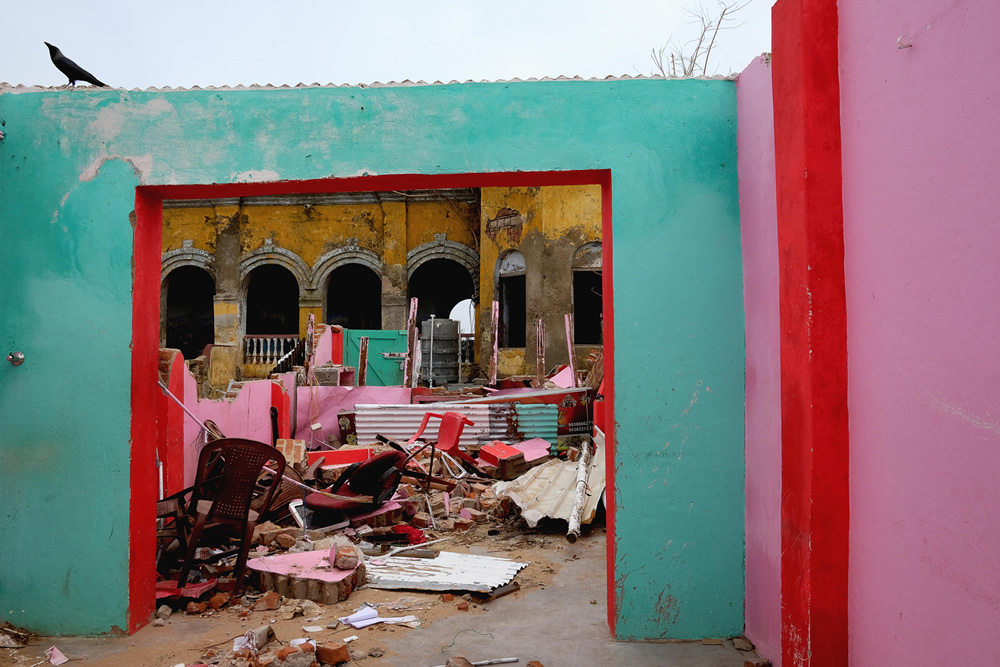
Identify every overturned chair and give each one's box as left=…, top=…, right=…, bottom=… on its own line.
left=175, top=438, right=286, bottom=592
left=303, top=450, right=407, bottom=524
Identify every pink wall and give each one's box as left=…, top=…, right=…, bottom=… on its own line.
left=736, top=55, right=782, bottom=667
left=313, top=325, right=334, bottom=368
left=294, top=385, right=412, bottom=446
left=181, top=373, right=284, bottom=486
left=839, top=1, right=1000, bottom=663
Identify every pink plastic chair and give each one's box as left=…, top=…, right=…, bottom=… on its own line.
left=406, top=411, right=477, bottom=468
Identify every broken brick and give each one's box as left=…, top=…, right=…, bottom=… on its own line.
left=255, top=590, right=282, bottom=611
left=316, top=642, right=351, bottom=664
left=410, top=512, right=431, bottom=528
left=457, top=601, right=469, bottom=611
left=208, top=592, right=230, bottom=610
left=445, top=658, right=475, bottom=667
left=185, top=601, right=207, bottom=614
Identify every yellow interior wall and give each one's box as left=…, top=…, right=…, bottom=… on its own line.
left=541, top=184, right=602, bottom=241
left=406, top=201, right=479, bottom=251
left=239, top=204, right=386, bottom=265
left=479, top=186, right=602, bottom=376
left=162, top=189, right=598, bottom=378
left=161, top=207, right=218, bottom=253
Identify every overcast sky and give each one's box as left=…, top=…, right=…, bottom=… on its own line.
left=3, top=0, right=774, bottom=89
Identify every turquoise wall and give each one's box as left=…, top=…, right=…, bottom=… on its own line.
left=0, top=79, right=743, bottom=638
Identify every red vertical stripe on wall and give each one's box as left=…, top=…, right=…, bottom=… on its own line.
left=771, top=0, right=850, bottom=663
left=599, top=176, right=616, bottom=636
left=128, top=189, right=163, bottom=633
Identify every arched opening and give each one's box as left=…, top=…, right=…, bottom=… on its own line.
left=496, top=250, right=526, bottom=347
left=245, top=264, right=299, bottom=335
left=449, top=297, right=476, bottom=365
left=326, top=263, right=382, bottom=329
left=573, top=243, right=603, bottom=345
left=164, top=266, right=215, bottom=359
left=408, top=258, right=475, bottom=325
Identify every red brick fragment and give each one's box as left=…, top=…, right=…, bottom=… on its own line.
left=316, top=642, right=351, bottom=664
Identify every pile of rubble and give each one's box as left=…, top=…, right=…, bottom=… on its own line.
left=144, top=369, right=605, bottom=667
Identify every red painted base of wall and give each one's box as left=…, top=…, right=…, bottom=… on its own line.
left=128, top=170, right=615, bottom=633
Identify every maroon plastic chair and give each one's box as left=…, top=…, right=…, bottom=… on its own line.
left=304, top=450, right=407, bottom=517
left=176, top=438, right=286, bottom=592
left=406, top=411, right=477, bottom=468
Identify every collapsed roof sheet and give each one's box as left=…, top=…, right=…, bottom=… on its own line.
left=365, top=551, right=528, bottom=593
left=493, top=429, right=606, bottom=528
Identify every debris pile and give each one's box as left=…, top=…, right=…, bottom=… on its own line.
left=146, top=359, right=605, bottom=667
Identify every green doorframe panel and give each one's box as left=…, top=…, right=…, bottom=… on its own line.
left=344, top=329, right=407, bottom=386
left=0, top=79, right=744, bottom=638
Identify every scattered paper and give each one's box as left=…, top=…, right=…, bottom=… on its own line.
left=343, top=635, right=358, bottom=643
left=338, top=606, right=378, bottom=628
left=44, top=646, right=69, bottom=665
left=337, top=606, right=418, bottom=629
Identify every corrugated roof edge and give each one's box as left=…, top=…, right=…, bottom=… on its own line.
left=0, top=73, right=736, bottom=94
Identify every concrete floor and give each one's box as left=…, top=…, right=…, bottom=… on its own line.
left=3, top=531, right=754, bottom=667
left=372, top=535, right=750, bottom=667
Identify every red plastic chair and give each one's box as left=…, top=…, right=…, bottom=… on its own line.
left=406, top=411, right=477, bottom=469
left=176, top=438, right=286, bottom=592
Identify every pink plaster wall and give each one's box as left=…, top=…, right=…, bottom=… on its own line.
left=181, top=372, right=283, bottom=486
left=736, top=54, right=782, bottom=667
left=839, top=1, right=1000, bottom=663
left=313, top=325, right=334, bottom=368
left=294, top=385, right=412, bottom=446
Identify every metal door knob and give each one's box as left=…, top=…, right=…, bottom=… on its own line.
left=6, top=352, right=24, bottom=366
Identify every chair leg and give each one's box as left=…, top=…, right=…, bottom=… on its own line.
left=232, top=521, right=257, bottom=594
left=176, top=512, right=209, bottom=587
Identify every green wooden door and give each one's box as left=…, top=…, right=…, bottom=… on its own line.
left=344, top=329, right=408, bottom=386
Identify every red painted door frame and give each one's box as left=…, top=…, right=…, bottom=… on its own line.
left=772, top=0, right=849, bottom=664
left=128, top=170, right=615, bottom=632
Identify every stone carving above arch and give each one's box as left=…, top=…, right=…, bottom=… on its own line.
left=572, top=241, right=603, bottom=270
left=161, top=241, right=216, bottom=283
left=239, top=240, right=312, bottom=296
left=407, top=233, right=480, bottom=298
left=310, top=238, right=383, bottom=292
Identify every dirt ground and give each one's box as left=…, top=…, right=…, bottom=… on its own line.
left=0, top=522, right=578, bottom=667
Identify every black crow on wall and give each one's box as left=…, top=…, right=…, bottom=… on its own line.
left=44, top=42, right=107, bottom=87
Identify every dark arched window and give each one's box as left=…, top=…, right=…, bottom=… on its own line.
left=497, top=250, right=526, bottom=347
left=408, top=258, right=475, bottom=325
left=164, top=266, right=215, bottom=359
left=573, top=243, right=602, bottom=345
left=245, top=264, right=299, bottom=335
left=326, top=263, right=382, bottom=330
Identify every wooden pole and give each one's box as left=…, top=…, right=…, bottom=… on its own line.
left=489, top=300, right=499, bottom=386
left=565, top=313, right=578, bottom=388
left=566, top=440, right=594, bottom=543
left=357, top=336, right=369, bottom=386
left=403, top=297, right=418, bottom=387
left=535, top=318, right=545, bottom=386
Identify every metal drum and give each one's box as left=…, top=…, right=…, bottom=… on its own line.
left=420, top=318, right=460, bottom=385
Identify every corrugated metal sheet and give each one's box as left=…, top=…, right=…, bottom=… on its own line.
left=365, top=551, right=529, bottom=593
left=353, top=403, right=558, bottom=448
left=493, top=429, right=606, bottom=528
